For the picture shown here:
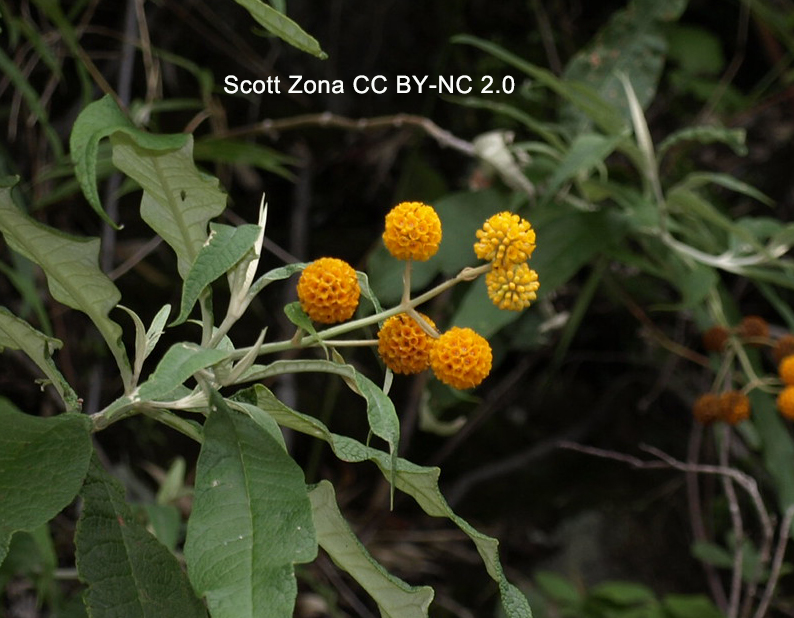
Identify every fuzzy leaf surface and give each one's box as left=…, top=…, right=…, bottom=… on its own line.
left=0, top=400, right=91, bottom=564
left=0, top=183, right=130, bottom=388
left=184, top=391, right=316, bottom=618
left=0, top=307, right=77, bottom=409
left=76, top=455, right=207, bottom=618
left=309, top=481, right=434, bottom=618
left=70, top=95, right=186, bottom=226
left=234, top=385, right=532, bottom=618
left=173, top=223, right=262, bottom=325
left=111, top=132, right=226, bottom=277
left=137, top=343, right=230, bottom=401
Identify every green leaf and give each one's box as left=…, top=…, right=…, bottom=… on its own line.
left=657, top=125, right=747, bottom=160
left=111, top=132, right=227, bottom=278
left=533, top=570, right=581, bottom=606
left=137, top=343, right=231, bottom=401
left=248, top=262, right=307, bottom=298
left=173, top=223, right=262, bottom=325
left=184, top=391, right=316, bottom=618
left=0, top=399, right=92, bottom=564
left=0, top=183, right=132, bottom=389
left=542, top=133, right=625, bottom=205
left=560, top=2, right=672, bottom=132
left=661, top=594, right=724, bottom=618
left=589, top=581, right=656, bottom=606
left=232, top=0, right=327, bottom=58
left=308, top=481, right=434, bottom=617
left=751, top=390, right=794, bottom=531
left=453, top=34, right=626, bottom=136
left=0, top=306, right=78, bottom=409
left=70, top=95, right=187, bottom=227
left=0, top=47, right=63, bottom=159
left=235, top=384, right=532, bottom=618
left=76, top=455, right=207, bottom=618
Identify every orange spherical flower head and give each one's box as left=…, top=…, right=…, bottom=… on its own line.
left=720, top=390, right=751, bottom=425
left=296, top=257, right=360, bottom=324
left=777, top=386, right=794, bottom=420
left=486, top=263, right=540, bottom=311
left=773, top=334, right=794, bottom=364
left=377, top=312, right=437, bottom=375
left=430, top=327, right=493, bottom=390
left=779, top=355, right=794, bottom=386
left=737, top=315, right=769, bottom=346
left=692, top=393, right=722, bottom=425
left=702, top=325, right=729, bottom=353
left=382, top=201, right=442, bottom=261
left=474, top=211, right=536, bottom=269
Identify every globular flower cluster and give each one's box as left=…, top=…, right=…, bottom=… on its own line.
left=475, top=211, right=539, bottom=311
left=485, top=262, right=540, bottom=311
left=430, top=327, right=493, bottom=390
left=692, top=390, right=751, bottom=426
left=778, top=354, right=794, bottom=420
left=700, top=318, right=794, bottom=422
left=377, top=313, right=436, bottom=375
left=382, top=201, right=442, bottom=262
left=297, top=257, right=360, bottom=324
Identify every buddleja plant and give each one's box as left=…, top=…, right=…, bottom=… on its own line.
left=0, top=94, right=539, bottom=618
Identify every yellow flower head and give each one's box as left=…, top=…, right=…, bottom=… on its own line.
left=297, top=257, right=360, bottom=324
left=774, top=334, right=794, bottom=364
left=778, top=386, right=794, bottom=420
left=701, top=325, right=729, bottom=353
left=486, top=263, right=539, bottom=311
left=377, top=312, right=436, bottom=375
left=720, top=390, right=751, bottom=425
left=382, top=201, right=442, bottom=261
left=692, top=393, right=722, bottom=425
left=780, top=355, right=794, bottom=386
left=474, top=211, right=536, bottom=268
left=738, top=315, right=769, bottom=346
left=430, top=327, right=492, bottom=390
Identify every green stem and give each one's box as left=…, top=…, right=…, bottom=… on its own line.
left=142, top=407, right=203, bottom=443
left=229, top=263, right=491, bottom=361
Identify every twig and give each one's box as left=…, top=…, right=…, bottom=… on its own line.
left=686, top=424, right=729, bottom=613
left=720, top=429, right=744, bottom=618
left=754, top=505, right=794, bottom=618
left=217, top=112, right=477, bottom=158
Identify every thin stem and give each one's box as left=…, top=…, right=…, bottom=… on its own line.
left=141, top=407, right=203, bottom=443
left=229, top=263, right=491, bottom=361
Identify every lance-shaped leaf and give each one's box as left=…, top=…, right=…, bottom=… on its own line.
left=111, top=132, right=227, bottom=278
left=0, top=307, right=78, bottom=410
left=184, top=391, right=316, bottom=618
left=76, top=455, right=207, bottom=618
left=232, top=0, right=327, bottom=59
left=234, top=385, right=532, bottom=618
left=309, top=480, right=434, bottom=618
left=70, top=94, right=187, bottom=226
left=137, top=343, right=231, bottom=401
left=0, top=400, right=92, bottom=564
left=0, top=183, right=131, bottom=389
left=173, top=223, right=262, bottom=325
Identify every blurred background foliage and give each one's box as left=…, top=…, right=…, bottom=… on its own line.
left=4, top=0, right=794, bottom=616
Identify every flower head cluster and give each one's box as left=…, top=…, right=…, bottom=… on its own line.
left=383, top=201, right=442, bottom=261
left=475, top=211, right=536, bottom=268
left=486, top=263, right=540, bottom=311
left=378, top=313, right=436, bottom=375
left=692, top=390, right=751, bottom=426
left=430, top=327, right=492, bottom=390
left=475, top=211, right=539, bottom=311
left=297, top=257, right=360, bottom=324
